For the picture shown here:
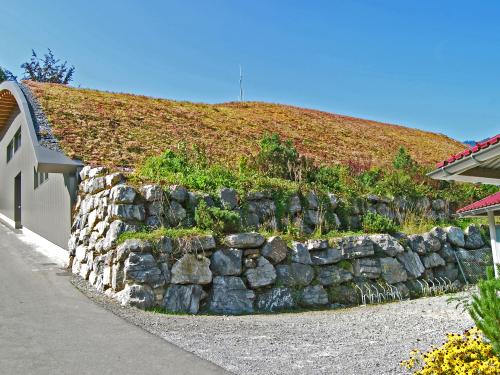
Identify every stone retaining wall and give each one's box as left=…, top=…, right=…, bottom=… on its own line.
left=68, top=166, right=492, bottom=314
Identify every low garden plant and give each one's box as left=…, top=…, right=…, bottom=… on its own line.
left=401, top=327, right=500, bottom=374
left=402, top=267, right=500, bottom=374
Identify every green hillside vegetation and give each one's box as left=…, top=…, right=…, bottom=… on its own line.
left=134, top=133, right=496, bottom=237
left=26, top=80, right=466, bottom=169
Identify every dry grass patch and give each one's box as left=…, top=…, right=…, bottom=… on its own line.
left=26, top=80, right=465, bottom=170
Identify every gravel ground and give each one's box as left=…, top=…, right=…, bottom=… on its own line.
left=72, top=277, right=473, bottom=375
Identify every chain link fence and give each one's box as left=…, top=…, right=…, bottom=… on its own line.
left=454, top=247, right=493, bottom=284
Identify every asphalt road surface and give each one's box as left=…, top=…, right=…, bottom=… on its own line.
left=0, top=221, right=231, bottom=375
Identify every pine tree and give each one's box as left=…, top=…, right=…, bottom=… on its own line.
left=469, top=266, right=500, bottom=356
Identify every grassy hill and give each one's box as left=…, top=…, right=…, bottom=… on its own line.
left=26, top=81, right=465, bottom=170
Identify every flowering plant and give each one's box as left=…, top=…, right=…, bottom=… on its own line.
left=401, top=327, right=500, bottom=374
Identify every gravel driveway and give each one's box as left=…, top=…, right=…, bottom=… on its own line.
left=73, top=277, right=473, bottom=375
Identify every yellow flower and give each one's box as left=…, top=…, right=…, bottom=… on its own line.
left=401, top=327, right=500, bottom=375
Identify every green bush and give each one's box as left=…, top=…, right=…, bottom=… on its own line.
left=254, top=133, right=300, bottom=180
left=392, top=147, right=416, bottom=170
left=469, top=266, right=500, bottom=356
left=137, top=134, right=499, bottom=218
left=195, top=200, right=241, bottom=235
left=362, top=212, right=399, bottom=234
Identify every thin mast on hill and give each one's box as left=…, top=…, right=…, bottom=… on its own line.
left=239, top=65, right=244, bottom=102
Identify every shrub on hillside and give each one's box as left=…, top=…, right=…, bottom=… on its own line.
left=362, top=212, right=399, bottom=234
left=393, top=146, right=416, bottom=171
left=195, top=200, right=241, bottom=235
left=138, top=134, right=499, bottom=211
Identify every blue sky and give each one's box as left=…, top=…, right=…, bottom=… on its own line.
left=1, top=1, right=499, bottom=141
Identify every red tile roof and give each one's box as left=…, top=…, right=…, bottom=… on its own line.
left=457, top=191, right=500, bottom=214
left=436, top=134, right=500, bottom=168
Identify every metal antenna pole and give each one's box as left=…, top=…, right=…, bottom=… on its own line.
left=239, top=65, right=244, bottom=102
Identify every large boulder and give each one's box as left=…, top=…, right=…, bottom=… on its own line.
left=288, top=195, right=302, bottom=215
left=170, top=254, right=212, bottom=285
left=445, top=226, right=465, bottom=248
left=370, top=234, right=405, bottom=257
left=300, top=285, right=329, bottom=307
left=338, top=236, right=374, bottom=259
left=110, top=185, right=136, bottom=204
left=208, top=276, right=255, bottom=314
left=115, top=284, right=155, bottom=309
left=430, top=227, right=447, bottom=243
left=166, top=201, right=186, bottom=225
left=124, top=253, right=164, bottom=288
left=85, top=176, right=106, bottom=194
left=108, top=204, right=145, bottom=222
left=464, top=225, right=485, bottom=250
left=434, top=263, right=459, bottom=282
left=352, top=258, right=381, bottom=279
left=245, top=257, right=276, bottom=288
left=422, top=253, right=446, bottom=269
left=306, top=239, right=328, bottom=251
left=261, top=236, right=288, bottom=264
left=290, top=242, right=312, bottom=264
left=140, top=184, right=163, bottom=202
left=219, top=188, right=238, bottom=210
left=310, top=248, right=343, bottom=265
left=407, top=234, right=427, bottom=255
left=116, top=239, right=153, bottom=262
left=276, top=263, right=314, bottom=287
left=329, top=284, right=358, bottom=305
left=105, top=172, right=124, bottom=188
left=224, top=233, right=265, bottom=248
left=379, top=257, right=408, bottom=284
left=163, top=284, right=204, bottom=314
left=210, top=248, right=242, bottom=276
left=397, top=250, right=425, bottom=279
left=255, top=287, right=295, bottom=312
left=422, top=232, right=442, bottom=252
left=438, top=243, right=457, bottom=263
left=168, top=185, right=188, bottom=203
left=316, top=265, right=353, bottom=286
left=111, top=263, right=125, bottom=291
left=306, top=191, right=319, bottom=209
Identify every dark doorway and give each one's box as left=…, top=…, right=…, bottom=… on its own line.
left=14, top=172, right=21, bottom=228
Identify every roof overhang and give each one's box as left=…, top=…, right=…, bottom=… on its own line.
left=0, top=81, right=83, bottom=173
left=459, top=204, right=500, bottom=217
left=428, top=139, right=500, bottom=185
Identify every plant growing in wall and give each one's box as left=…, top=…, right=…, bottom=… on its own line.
left=195, top=200, right=241, bottom=235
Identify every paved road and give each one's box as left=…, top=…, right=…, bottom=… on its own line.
left=0, top=222, right=231, bottom=375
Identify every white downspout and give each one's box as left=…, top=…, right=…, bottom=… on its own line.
left=487, top=211, right=499, bottom=278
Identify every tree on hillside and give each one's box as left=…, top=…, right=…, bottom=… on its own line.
left=0, top=66, right=16, bottom=82
left=21, top=49, right=75, bottom=84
